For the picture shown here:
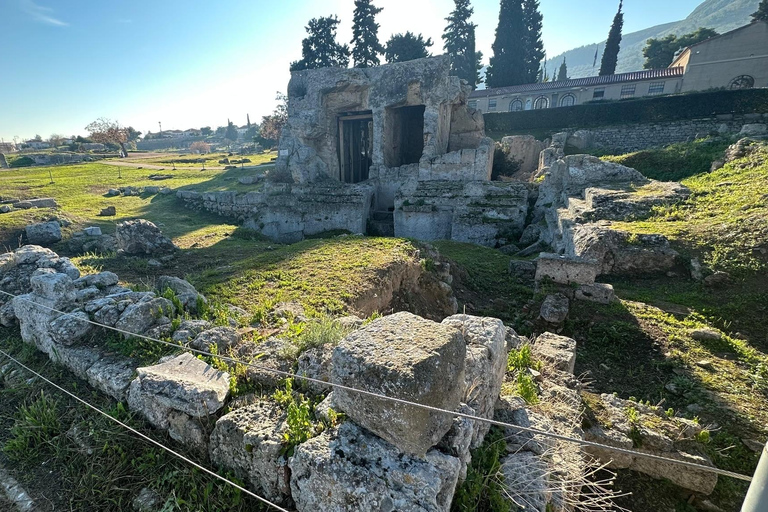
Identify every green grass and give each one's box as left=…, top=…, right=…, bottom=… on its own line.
left=451, top=427, right=511, bottom=512
left=117, top=151, right=275, bottom=168
left=0, top=334, right=268, bottom=511
left=592, top=138, right=731, bottom=182
left=612, top=144, right=768, bottom=277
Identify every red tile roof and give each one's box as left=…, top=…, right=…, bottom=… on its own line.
left=469, top=67, right=684, bottom=98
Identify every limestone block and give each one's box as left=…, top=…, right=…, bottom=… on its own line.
left=535, top=253, right=599, bottom=285
left=296, top=344, right=334, bottom=394
left=190, top=326, right=241, bottom=353
left=575, top=283, right=615, bottom=304
left=209, top=401, right=291, bottom=504
left=156, top=275, right=206, bottom=313
left=500, top=451, right=550, bottom=512
left=171, top=319, right=212, bottom=343
left=86, top=356, right=137, bottom=401
left=289, top=422, right=461, bottom=512
left=532, top=332, right=576, bottom=374
left=25, top=221, right=62, bottom=246
left=441, top=315, right=508, bottom=447
left=83, top=226, right=102, bottom=236
left=135, top=352, right=230, bottom=417
left=49, top=310, right=92, bottom=345
left=331, top=311, right=466, bottom=457
left=115, top=219, right=175, bottom=255
left=115, top=297, right=175, bottom=337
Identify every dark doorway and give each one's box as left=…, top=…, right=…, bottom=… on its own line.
left=338, top=112, right=373, bottom=184
left=384, top=105, right=425, bottom=167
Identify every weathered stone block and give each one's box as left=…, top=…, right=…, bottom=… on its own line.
left=290, top=422, right=461, bottom=512
left=134, top=352, right=230, bottom=417
left=532, top=332, right=576, bottom=374
left=535, top=253, right=599, bottom=285
left=575, top=283, right=615, bottom=304
left=331, top=311, right=466, bottom=457
left=25, top=221, right=62, bottom=245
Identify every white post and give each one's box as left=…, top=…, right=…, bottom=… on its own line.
left=742, top=442, right=768, bottom=511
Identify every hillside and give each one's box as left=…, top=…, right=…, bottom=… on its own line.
left=548, top=0, right=760, bottom=78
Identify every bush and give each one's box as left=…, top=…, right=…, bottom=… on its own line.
left=491, top=147, right=521, bottom=180
left=484, top=88, right=768, bottom=135
left=9, top=156, right=35, bottom=168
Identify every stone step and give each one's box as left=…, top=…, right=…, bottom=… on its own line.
left=368, top=219, right=395, bottom=237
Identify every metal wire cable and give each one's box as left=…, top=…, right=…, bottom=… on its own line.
left=0, top=348, right=290, bottom=512
left=0, top=288, right=755, bottom=482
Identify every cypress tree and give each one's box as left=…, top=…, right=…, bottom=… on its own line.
left=557, top=58, right=567, bottom=81
left=443, top=0, right=480, bottom=87
left=351, top=0, right=385, bottom=68
left=599, top=1, right=624, bottom=76
left=486, top=0, right=528, bottom=88
left=522, top=0, right=545, bottom=83
left=753, top=0, right=768, bottom=22
left=290, top=16, right=350, bottom=71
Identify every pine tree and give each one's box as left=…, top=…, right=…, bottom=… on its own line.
left=443, top=0, right=479, bottom=87
left=557, top=58, right=567, bottom=81
left=522, top=0, right=545, bottom=83
left=384, top=32, right=433, bottom=63
left=486, top=0, right=528, bottom=88
left=290, top=16, right=350, bottom=71
left=599, top=1, right=624, bottom=76
left=351, top=0, right=384, bottom=68
left=753, top=0, right=768, bottom=22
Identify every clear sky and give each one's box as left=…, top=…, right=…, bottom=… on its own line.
left=0, top=0, right=703, bottom=142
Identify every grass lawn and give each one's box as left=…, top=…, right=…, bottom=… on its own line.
left=117, top=151, right=276, bottom=168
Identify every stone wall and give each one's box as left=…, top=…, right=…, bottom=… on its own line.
left=577, top=113, right=768, bottom=153
left=178, top=182, right=374, bottom=243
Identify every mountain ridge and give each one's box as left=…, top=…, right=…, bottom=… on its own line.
left=547, top=0, right=760, bottom=79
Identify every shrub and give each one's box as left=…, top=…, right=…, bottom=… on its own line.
left=491, top=146, right=521, bottom=180
left=484, top=88, right=768, bottom=135
left=9, top=156, right=35, bottom=168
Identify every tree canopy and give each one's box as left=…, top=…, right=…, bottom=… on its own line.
left=753, top=0, right=768, bottom=22
left=85, top=118, right=129, bottom=157
left=485, top=0, right=528, bottom=88
left=258, top=93, right=288, bottom=148
left=599, top=0, right=624, bottom=76
left=642, top=28, right=718, bottom=69
left=522, top=0, right=544, bottom=83
left=384, top=32, right=433, bottom=63
left=443, top=0, right=481, bottom=87
left=290, top=16, right=350, bottom=71
left=351, top=0, right=384, bottom=68
left=225, top=120, right=238, bottom=142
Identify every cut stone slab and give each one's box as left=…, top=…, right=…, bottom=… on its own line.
left=535, top=253, right=598, bottom=285
left=331, top=311, right=466, bottom=457
left=532, top=332, right=577, bottom=374
left=86, top=356, right=137, bottom=401
left=135, top=352, right=230, bottom=417
left=290, top=421, right=461, bottom=512
left=83, top=226, right=102, bottom=236
left=575, top=283, right=615, bottom=304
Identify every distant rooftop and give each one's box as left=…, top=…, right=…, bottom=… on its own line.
left=469, top=67, right=684, bottom=97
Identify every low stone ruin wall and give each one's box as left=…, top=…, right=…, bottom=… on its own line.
left=394, top=180, right=530, bottom=247
left=568, top=114, right=767, bottom=153
left=177, top=182, right=375, bottom=244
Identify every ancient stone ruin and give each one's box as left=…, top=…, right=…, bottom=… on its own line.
left=179, top=56, right=529, bottom=246
left=0, top=244, right=720, bottom=511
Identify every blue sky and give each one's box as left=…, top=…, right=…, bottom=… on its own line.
left=0, top=0, right=702, bottom=142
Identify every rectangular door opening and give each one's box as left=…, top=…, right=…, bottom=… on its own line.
left=338, top=112, right=373, bottom=184
left=384, top=105, right=425, bottom=167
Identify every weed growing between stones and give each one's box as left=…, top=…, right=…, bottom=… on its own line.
left=272, top=379, right=316, bottom=456
left=451, top=427, right=511, bottom=512
left=285, top=315, right=352, bottom=353
left=507, top=345, right=542, bottom=404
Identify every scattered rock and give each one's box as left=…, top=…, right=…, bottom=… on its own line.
left=115, top=219, right=175, bottom=255
left=83, top=226, right=102, bottom=236
left=269, top=301, right=307, bottom=323
left=742, top=438, right=765, bottom=453
left=99, top=206, right=116, bottom=216
left=132, top=487, right=162, bottom=512
left=574, top=283, right=615, bottom=304
left=13, top=197, right=58, bottom=209
left=171, top=319, right=212, bottom=343
left=334, top=315, right=363, bottom=330
left=144, top=186, right=160, bottom=195
left=190, top=326, right=241, bottom=353
left=331, top=311, right=466, bottom=457
left=25, top=221, right=62, bottom=245
left=106, top=189, right=120, bottom=197
left=156, top=275, right=206, bottom=313
left=532, top=332, right=577, bottom=374
left=690, top=258, right=703, bottom=281
left=690, top=328, right=722, bottom=342
left=0, top=205, right=11, bottom=214
left=539, top=294, right=569, bottom=324
left=704, top=271, right=731, bottom=287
